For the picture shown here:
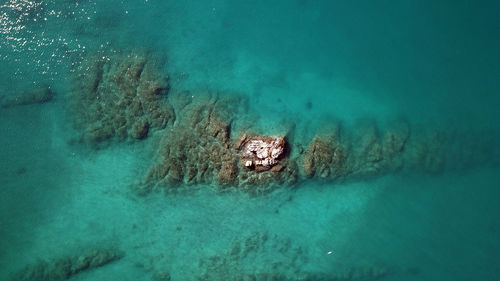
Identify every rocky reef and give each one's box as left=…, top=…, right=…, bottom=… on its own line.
left=9, top=247, right=123, bottom=281
left=300, top=120, right=410, bottom=182
left=196, top=231, right=389, bottom=281
left=70, top=50, right=174, bottom=147
left=69, top=49, right=499, bottom=194
left=302, top=134, right=346, bottom=180
left=138, top=90, right=298, bottom=195
left=140, top=91, right=239, bottom=191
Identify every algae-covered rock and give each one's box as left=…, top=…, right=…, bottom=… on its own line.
left=9, top=247, right=124, bottom=281
left=142, top=91, right=239, bottom=192
left=131, top=118, right=150, bottom=139
left=302, top=135, right=346, bottom=180
left=406, top=130, right=447, bottom=173
left=70, top=50, right=175, bottom=147
left=380, top=119, right=410, bottom=171
left=217, top=160, right=239, bottom=186
left=347, top=121, right=384, bottom=178
left=1, top=86, right=55, bottom=108
left=139, top=91, right=299, bottom=194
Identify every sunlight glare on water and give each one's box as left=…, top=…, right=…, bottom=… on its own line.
left=0, top=0, right=99, bottom=82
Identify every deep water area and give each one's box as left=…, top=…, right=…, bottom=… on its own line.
left=1, top=1, right=499, bottom=280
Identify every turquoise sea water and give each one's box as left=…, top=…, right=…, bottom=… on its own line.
left=1, top=1, right=499, bottom=280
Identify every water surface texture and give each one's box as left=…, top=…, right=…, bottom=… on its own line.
left=1, top=1, right=499, bottom=280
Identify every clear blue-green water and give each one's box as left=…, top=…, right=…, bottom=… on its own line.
left=1, top=1, right=499, bottom=280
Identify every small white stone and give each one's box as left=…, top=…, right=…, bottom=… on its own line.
left=245, top=160, right=253, bottom=167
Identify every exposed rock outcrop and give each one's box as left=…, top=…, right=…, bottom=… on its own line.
left=239, top=135, right=285, bottom=171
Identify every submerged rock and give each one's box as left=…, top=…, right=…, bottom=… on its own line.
left=70, top=50, right=174, bottom=147
left=302, top=135, right=346, bottom=179
left=131, top=118, right=150, bottom=139
left=9, top=247, right=124, bottom=281
left=1, top=86, right=55, bottom=108
left=138, top=91, right=299, bottom=194
left=140, top=91, right=240, bottom=192
left=69, top=50, right=498, bottom=194
left=137, top=88, right=487, bottom=193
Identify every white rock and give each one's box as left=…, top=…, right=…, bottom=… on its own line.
left=243, top=136, right=285, bottom=168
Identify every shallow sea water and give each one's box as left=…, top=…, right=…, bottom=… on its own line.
left=1, top=1, right=499, bottom=280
